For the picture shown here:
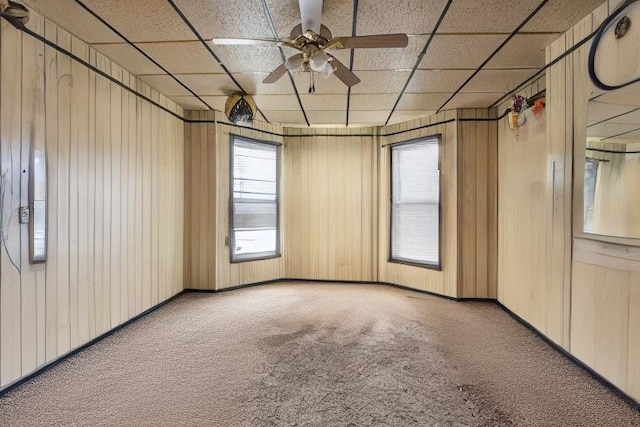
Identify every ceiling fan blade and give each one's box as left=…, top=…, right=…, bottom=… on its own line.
left=263, top=62, right=290, bottom=84
left=325, top=33, right=409, bottom=50
left=328, top=55, right=360, bottom=87
left=299, top=0, right=322, bottom=34
left=211, top=37, right=282, bottom=46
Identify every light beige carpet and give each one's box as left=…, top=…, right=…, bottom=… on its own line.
left=0, top=282, right=638, bottom=426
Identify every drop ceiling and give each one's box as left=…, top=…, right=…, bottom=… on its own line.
left=23, top=0, right=605, bottom=127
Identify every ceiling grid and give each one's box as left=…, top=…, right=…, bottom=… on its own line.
left=22, top=0, right=606, bottom=126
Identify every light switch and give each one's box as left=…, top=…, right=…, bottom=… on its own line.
left=19, top=206, right=30, bottom=224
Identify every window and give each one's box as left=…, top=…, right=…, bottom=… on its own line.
left=390, top=136, right=441, bottom=268
left=230, top=136, right=281, bottom=262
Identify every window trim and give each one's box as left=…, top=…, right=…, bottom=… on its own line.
left=229, top=134, right=282, bottom=263
left=388, top=134, right=443, bottom=271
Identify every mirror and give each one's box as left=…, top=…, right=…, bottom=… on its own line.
left=584, top=81, right=640, bottom=238
left=584, top=1, right=640, bottom=239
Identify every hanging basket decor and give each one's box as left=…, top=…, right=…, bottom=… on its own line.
left=225, top=94, right=257, bottom=124
left=507, top=94, right=545, bottom=130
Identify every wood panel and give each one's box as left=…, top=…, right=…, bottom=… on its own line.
left=183, top=110, right=217, bottom=290
left=0, top=12, right=184, bottom=390
left=456, top=109, right=498, bottom=299
left=184, top=112, right=285, bottom=290
left=497, top=79, right=550, bottom=335
left=572, top=238, right=640, bottom=400
left=497, top=0, right=640, bottom=403
left=565, top=0, right=640, bottom=402
left=378, top=111, right=458, bottom=297
left=216, top=117, right=285, bottom=289
left=284, top=128, right=377, bottom=282
left=1, top=11, right=24, bottom=385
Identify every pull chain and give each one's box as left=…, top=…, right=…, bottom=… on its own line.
left=308, top=72, right=316, bottom=93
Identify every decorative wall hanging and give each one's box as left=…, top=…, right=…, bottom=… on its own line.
left=508, top=94, right=528, bottom=129
left=507, top=94, right=545, bottom=130
left=225, top=94, right=257, bottom=124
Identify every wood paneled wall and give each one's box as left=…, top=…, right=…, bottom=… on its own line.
left=456, top=109, right=498, bottom=299
left=496, top=78, right=557, bottom=337
left=184, top=111, right=284, bottom=290
left=283, top=128, right=377, bottom=282
left=378, top=112, right=459, bottom=297
left=0, top=14, right=184, bottom=389
left=568, top=0, right=640, bottom=401
left=185, top=110, right=496, bottom=296
left=498, top=0, right=640, bottom=402
left=572, top=239, right=640, bottom=399
left=183, top=111, right=216, bottom=290
left=377, top=110, right=497, bottom=298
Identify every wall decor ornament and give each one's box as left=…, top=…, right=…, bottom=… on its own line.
left=507, top=94, right=545, bottom=130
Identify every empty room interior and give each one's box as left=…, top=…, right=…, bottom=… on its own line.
left=1, top=0, right=640, bottom=425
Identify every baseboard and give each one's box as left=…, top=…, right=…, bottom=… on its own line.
left=496, top=301, right=640, bottom=411
left=0, top=290, right=186, bottom=398
left=185, top=279, right=497, bottom=302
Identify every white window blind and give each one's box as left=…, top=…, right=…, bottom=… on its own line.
left=231, top=137, right=280, bottom=261
left=391, top=137, right=440, bottom=267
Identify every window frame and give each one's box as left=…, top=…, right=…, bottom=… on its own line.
left=229, top=134, right=282, bottom=263
left=388, top=134, right=442, bottom=271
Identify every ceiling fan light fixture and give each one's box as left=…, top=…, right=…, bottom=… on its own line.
left=285, top=54, right=304, bottom=71
left=309, top=50, right=329, bottom=72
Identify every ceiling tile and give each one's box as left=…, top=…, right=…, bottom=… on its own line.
left=266, top=0, right=354, bottom=39
left=263, top=110, right=307, bottom=125
left=406, top=69, right=473, bottom=93
left=389, top=110, right=437, bottom=125
left=214, top=45, right=284, bottom=73
left=446, top=92, right=504, bottom=109
left=307, top=110, right=347, bottom=125
left=464, top=69, right=540, bottom=93
left=397, top=93, right=452, bottom=110
left=419, top=35, right=507, bottom=69
left=173, top=0, right=273, bottom=40
left=350, top=94, right=398, bottom=111
left=76, top=0, right=193, bottom=42
left=438, top=0, right=541, bottom=34
left=292, top=71, right=349, bottom=94
left=169, top=96, right=211, bottom=110
left=182, top=74, right=242, bottom=96
left=92, top=44, right=165, bottom=75
left=351, top=71, right=411, bottom=94
left=24, top=0, right=121, bottom=44
left=357, top=0, right=449, bottom=35
left=485, top=34, right=561, bottom=69
left=138, top=75, right=193, bottom=97
left=300, top=94, right=348, bottom=111
left=353, top=35, right=427, bottom=71
left=234, top=73, right=297, bottom=95
left=254, top=95, right=302, bottom=110
left=196, top=96, right=230, bottom=112
left=522, top=0, right=605, bottom=33
left=139, top=42, right=225, bottom=74
left=348, top=110, right=390, bottom=124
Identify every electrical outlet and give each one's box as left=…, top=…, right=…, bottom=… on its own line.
left=19, top=206, right=30, bottom=224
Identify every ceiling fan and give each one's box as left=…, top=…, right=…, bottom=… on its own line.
left=211, top=0, right=408, bottom=88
